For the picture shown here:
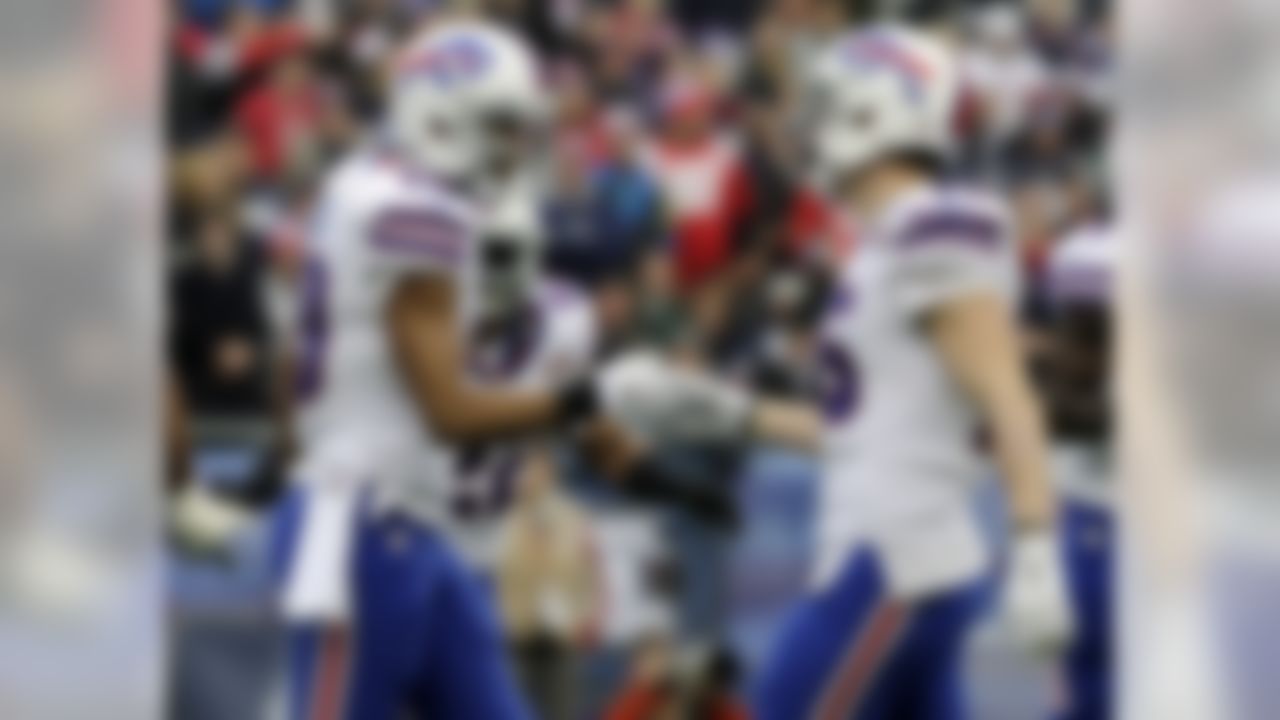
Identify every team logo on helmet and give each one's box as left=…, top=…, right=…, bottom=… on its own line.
left=399, top=34, right=493, bottom=89
left=839, top=33, right=933, bottom=102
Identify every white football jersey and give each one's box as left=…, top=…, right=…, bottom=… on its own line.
left=294, top=147, right=597, bottom=566
left=293, top=146, right=483, bottom=525
left=814, top=183, right=1019, bottom=598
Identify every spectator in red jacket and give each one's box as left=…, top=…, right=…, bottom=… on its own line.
left=232, top=43, right=337, bottom=184
left=175, top=6, right=310, bottom=86
left=638, top=70, right=741, bottom=291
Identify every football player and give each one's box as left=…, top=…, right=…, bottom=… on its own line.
left=271, top=21, right=744, bottom=720
left=749, top=27, right=1075, bottom=719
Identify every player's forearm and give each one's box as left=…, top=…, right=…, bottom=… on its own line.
left=389, top=275, right=589, bottom=443
left=393, top=336, right=565, bottom=443
left=983, top=383, right=1056, bottom=531
left=928, top=294, right=1056, bottom=531
left=427, top=384, right=561, bottom=444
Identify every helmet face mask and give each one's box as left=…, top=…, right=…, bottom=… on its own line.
left=480, top=232, right=542, bottom=320
left=477, top=187, right=544, bottom=321
left=476, top=104, right=551, bottom=187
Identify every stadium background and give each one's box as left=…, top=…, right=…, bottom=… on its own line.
left=166, top=0, right=1110, bottom=717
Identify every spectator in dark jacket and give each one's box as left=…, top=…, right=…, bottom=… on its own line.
left=171, top=211, right=272, bottom=417
left=545, top=122, right=664, bottom=287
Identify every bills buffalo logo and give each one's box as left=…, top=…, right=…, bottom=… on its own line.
left=399, top=35, right=493, bottom=88
left=839, top=34, right=932, bottom=103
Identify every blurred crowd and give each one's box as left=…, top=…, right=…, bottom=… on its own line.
left=167, top=0, right=1112, bottom=716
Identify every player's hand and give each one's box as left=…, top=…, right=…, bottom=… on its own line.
left=593, top=351, right=681, bottom=437
left=169, top=482, right=255, bottom=555
left=595, top=351, right=753, bottom=445
left=1003, top=530, right=1075, bottom=657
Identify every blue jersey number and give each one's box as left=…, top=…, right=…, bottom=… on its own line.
left=817, top=341, right=862, bottom=422
left=296, top=258, right=330, bottom=403
left=452, top=444, right=521, bottom=520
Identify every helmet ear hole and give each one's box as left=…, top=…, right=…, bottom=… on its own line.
left=848, top=107, right=877, bottom=132
left=426, top=117, right=453, bottom=143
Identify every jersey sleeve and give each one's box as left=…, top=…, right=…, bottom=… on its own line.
left=889, top=202, right=1019, bottom=316
left=363, top=202, right=474, bottom=279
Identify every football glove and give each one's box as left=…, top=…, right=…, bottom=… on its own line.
left=592, top=351, right=754, bottom=446
left=1003, top=530, right=1076, bottom=657
left=169, top=482, right=256, bottom=555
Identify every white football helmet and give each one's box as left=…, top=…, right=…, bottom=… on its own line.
left=802, top=26, right=960, bottom=192
left=387, top=21, right=547, bottom=186
left=477, top=183, right=543, bottom=319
